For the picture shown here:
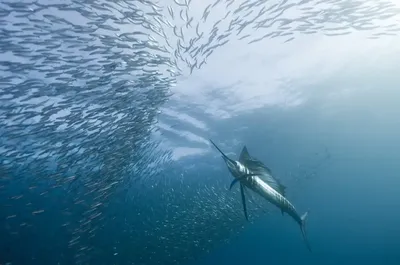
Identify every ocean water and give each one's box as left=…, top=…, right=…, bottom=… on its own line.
left=1, top=0, right=400, bottom=264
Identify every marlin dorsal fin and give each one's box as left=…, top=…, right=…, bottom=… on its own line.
left=246, top=160, right=272, bottom=174
left=239, top=146, right=251, bottom=163
left=261, top=175, right=287, bottom=197
left=239, top=146, right=272, bottom=174
left=238, top=145, right=287, bottom=196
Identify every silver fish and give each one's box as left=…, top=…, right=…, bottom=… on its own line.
left=209, top=139, right=311, bottom=252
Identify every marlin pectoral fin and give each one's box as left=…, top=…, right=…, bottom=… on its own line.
left=240, top=184, right=249, bottom=221
left=229, top=178, right=239, bottom=190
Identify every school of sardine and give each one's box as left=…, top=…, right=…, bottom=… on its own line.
left=0, top=0, right=399, bottom=264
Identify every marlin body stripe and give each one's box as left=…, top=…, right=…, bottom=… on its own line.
left=209, top=139, right=311, bottom=252
left=241, top=173, right=303, bottom=226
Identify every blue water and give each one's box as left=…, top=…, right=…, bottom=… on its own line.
left=1, top=0, right=400, bottom=264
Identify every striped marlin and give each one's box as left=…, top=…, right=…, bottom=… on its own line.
left=210, top=139, right=312, bottom=252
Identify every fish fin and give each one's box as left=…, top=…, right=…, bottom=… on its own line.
left=240, top=184, right=249, bottom=221
left=237, top=147, right=287, bottom=196
left=245, top=159, right=272, bottom=174
left=239, top=146, right=251, bottom=163
left=281, top=209, right=284, bottom=216
left=300, top=210, right=312, bottom=252
left=229, top=179, right=239, bottom=190
left=239, top=146, right=273, bottom=173
left=279, top=183, right=287, bottom=197
left=257, top=174, right=286, bottom=196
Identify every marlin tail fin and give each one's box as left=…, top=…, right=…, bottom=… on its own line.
left=300, top=211, right=312, bottom=252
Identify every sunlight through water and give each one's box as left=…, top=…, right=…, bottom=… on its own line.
left=0, top=0, right=400, bottom=264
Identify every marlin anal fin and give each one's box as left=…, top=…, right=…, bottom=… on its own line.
left=240, top=184, right=248, bottom=221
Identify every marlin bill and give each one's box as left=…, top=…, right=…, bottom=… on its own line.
left=209, top=139, right=312, bottom=252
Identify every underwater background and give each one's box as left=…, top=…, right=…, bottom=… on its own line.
left=1, top=0, right=400, bottom=264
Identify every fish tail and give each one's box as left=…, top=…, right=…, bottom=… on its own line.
left=300, top=211, right=312, bottom=252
